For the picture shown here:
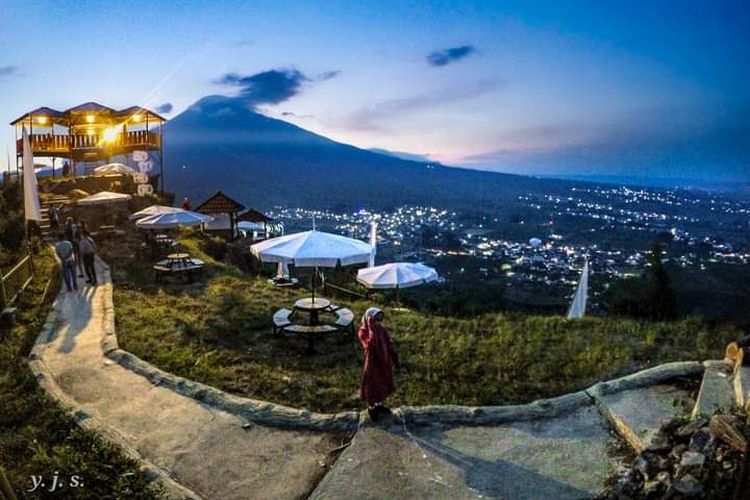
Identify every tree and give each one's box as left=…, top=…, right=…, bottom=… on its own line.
left=647, top=242, right=677, bottom=320
left=609, top=241, right=677, bottom=320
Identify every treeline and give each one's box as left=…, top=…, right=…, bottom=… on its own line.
left=0, top=183, right=26, bottom=268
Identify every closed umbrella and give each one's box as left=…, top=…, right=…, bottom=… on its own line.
left=21, top=127, right=42, bottom=223
left=135, top=210, right=213, bottom=229
left=129, top=205, right=183, bottom=220
left=251, top=229, right=373, bottom=300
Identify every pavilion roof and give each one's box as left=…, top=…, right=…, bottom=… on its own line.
left=195, top=191, right=246, bottom=214
left=10, top=107, right=66, bottom=126
left=117, top=106, right=167, bottom=123
left=238, top=208, right=274, bottom=223
left=65, top=102, right=117, bottom=114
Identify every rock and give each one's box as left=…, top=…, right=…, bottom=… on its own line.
left=655, top=471, right=672, bottom=489
left=674, top=473, right=703, bottom=496
left=643, top=472, right=671, bottom=499
left=642, top=479, right=663, bottom=497
left=670, top=443, right=687, bottom=461
left=680, top=451, right=706, bottom=469
left=654, top=455, right=670, bottom=471
left=614, top=472, right=639, bottom=496
left=634, top=453, right=659, bottom=479
left=676, top=417, right=707, bottom=437
left=646, top=431, right=672, bottom=452
left=689, top=429, right=715, bottom=454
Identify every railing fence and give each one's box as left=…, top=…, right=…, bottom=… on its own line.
left=0, top=253, right=34, bottom=310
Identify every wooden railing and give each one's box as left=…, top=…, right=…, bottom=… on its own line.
left=0, top=253, right=34, bottom=310
left=17, top=131, right=160, bottom=155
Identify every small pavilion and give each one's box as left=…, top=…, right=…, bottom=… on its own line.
left=195, top=191, right=246, bottom=240
left=238, top=208, right=282, bottom=241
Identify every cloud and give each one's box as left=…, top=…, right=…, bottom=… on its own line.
left=427, top=45, right=476, bottom=67
left=281, top=111, right=315, bottom=119
left=155, top=102, right=173, bottom=114
left=347, top=79, right=502, bottom=131
left=0, top=66, right=19, bottom=78
left=318, top=70, right=341, bottom=81
left=216, top=68, right=310, bottom=108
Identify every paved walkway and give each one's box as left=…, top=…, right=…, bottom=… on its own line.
left=32, top=258, right=706, bottom=499
left=35, top=260, right=340, bottom=499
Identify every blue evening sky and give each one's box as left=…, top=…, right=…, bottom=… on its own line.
left=1, top=0, right=748, bottom=182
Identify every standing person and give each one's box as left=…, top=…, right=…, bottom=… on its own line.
left=78, top=230, right=98, bottom=285
left=358, top=307, right=400, bottom=421
left=48, top=204, right=59, bottom=230
left=181, top=197, right=191, bottom=210
left=65, top=218, right=84, bottom=278
left=55, top=233, right=77, bottom=292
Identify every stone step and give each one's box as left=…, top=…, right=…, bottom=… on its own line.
left=592, top=384, right=695, bottom=454
left=691, top=361, right=735, bottom=419
left=733, top=364, right=750, bottom=410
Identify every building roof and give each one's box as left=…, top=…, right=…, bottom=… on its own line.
left=10, top=107, right=66, bottom=126
left=238, top=208, right=274, bottom=223
left=117, top=106, right=167, bottom=123
left=11, top=103, right=167, bottom=127
left=65, top=102, right=117, bottom=114
left=195, top=191, right=246, bottom=214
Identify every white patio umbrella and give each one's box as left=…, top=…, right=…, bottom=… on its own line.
left=93, top=163, right=136, bottom=175
left=357, top=262, right=439, bottom=304
left=77, top=191, right=132, bottom=205
left=135, top=210, right=213, bottom=229
left=129, top=204, right=183, bottom=220
left=356, top=262, right=439, bottom=290
left=250, top=229, right=373, bottom=300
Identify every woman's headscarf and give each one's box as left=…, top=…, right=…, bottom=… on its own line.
left=361, top=307, right=383, bottom=327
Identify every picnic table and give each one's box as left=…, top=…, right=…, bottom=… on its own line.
left=294, top=297, right=331, bottom=324
left=153, top=253, right=205, bottom=282
left=273, top=298, right=355, bottom=352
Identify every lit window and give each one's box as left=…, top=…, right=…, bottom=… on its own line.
left=86, top=115, right=95, bottom=123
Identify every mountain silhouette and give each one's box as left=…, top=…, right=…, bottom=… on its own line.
left=164, top=95, right=570, bottom=211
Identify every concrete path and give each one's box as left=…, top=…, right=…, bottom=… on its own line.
left=31, top=257, right=707, bottom=499
left=33, top=260, right=341, bottom=500
left=313, top=405, right=615, bottom=499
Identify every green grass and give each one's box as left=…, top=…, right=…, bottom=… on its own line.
left=101, top=229, right=740, bottom=413
left=0, top=248, right=162, bottom=499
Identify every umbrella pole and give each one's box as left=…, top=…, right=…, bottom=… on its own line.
left=312, top=266, right=316, bottom=303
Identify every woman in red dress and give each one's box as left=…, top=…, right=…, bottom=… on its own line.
left=358, top=307, right=399, bottom=420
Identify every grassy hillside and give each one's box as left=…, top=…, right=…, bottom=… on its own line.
left=101, top=229, right=739, bottom=413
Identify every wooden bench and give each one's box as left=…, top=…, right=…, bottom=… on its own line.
left=153, top=264, right=204, bottom=283
left=334, top=308, right=355, bottom=336
left=273, top=308, right=293, bottom=334
left=283, top=324, right=339, bottom=352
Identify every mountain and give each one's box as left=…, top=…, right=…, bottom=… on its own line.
left=367, top=148, right=438, bottom=164
left=163, top=95, right=572, bottom=212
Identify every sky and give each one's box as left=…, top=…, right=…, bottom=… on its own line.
left=1, top=0, right=748, bottom=184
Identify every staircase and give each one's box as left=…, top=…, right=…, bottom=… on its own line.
left=39, top=194, right=72, bottom=241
